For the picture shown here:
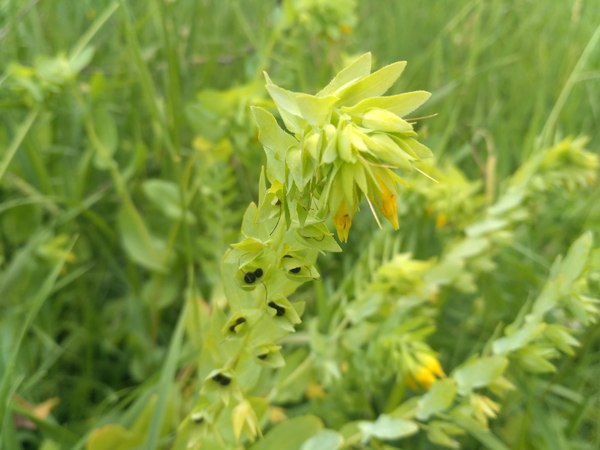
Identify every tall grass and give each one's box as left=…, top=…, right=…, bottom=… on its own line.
left=0, top=0, right=598, bottom=448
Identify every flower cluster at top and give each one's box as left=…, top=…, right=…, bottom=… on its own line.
left=252, top=53, right=433, bottom=242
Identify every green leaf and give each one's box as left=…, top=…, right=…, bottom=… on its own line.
left=487, top=189, right=525, bottom=215
left=317, top=52, right=372, bottom=96
left=514, top=344, right=558, bottom=373
left=263, top=73, right=305, bottom=133
left=465, top=218, right=509, bottom=237
left=492, top=322, right=545, bottom=355
left=446, top=238, right=490, bottom=260
left=300, top=430, right=344, bottom=450
left=142, top=179, right=196, bottom=224
left=416, top=378, right=457, bottom=420
left=92, top=106, right=118, bottom=170
left=250, top=416, right=323, bottom=450
left=0, top=108, right=38, bottom=183
left=86, top=425, right=140, bottom=450
left=559, top=232, right=592, bottom=287
left=453, top=356, right=508, bottom=395
left=117, top=203, right=167, bottom=273
left=69, top=46, right=95, bottom=74
left=358, top=415, right=419, bottom=442
left=251, top=107, right=297, bottom=182
left=296, top=94, right=338, bottom=127
left=341, top=91, right=431, bottom=117
left=338, top=61, right=407, bottom=106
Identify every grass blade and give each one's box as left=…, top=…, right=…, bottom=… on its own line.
left=0, top=108, right=39, bottom=183
left=0, top=236, right=77, bottom=441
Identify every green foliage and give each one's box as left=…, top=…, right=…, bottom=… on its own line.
left=1, top=1, right=599, bottom=450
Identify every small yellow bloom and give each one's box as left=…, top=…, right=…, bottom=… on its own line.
left=413, top=366, right=437, bottom=389
left=416, top=352, right=446, bottom=378
left=435, top=212, right=448, bottom=229
left=268, top=407, right=287, bottom=424
left=333, top=202, right=353, bottom=242
left=380, top=185, right=399, bottom=229
left=372, top=167, right=400, bottom=230
left=340, top=361, right=349, bottom=374
left=407, top=352, right=446, bottom=390
left=339, top=24, right=353, bottom=34
left=306, top=382, right=326, bottom=400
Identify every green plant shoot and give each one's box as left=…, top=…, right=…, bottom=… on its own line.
left=175, top=53, right=434, bottom=447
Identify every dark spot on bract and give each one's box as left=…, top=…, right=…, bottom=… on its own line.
left=229, top=317, right=246, bottom=333
left=289, top=267, right=301, bottom=274
left=212, top=373, right=231, bottom=386
left=191, top=413, right=204, bottom=424
left=244, top=272, right=256, bottom=284
left=268, top=301, right=286, bottom=316
left=254, top=268, right=263, bottom=278
left=257, top=353, right=269, bottom=360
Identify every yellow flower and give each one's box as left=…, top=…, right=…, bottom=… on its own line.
left=379, top=184, right=399, bottom=229
left=371, top=168, right=400, bottom=230
left=306, top=382, right=326, bottom=400
left=416, top=352, right=445, bottom=378
left=333, top=202, right=353, bottom=242
left=435, top=212, right=448, bottom=229
left=407, top=352, right=446, bottom=390
left=413, top=366, right=437, bottom=389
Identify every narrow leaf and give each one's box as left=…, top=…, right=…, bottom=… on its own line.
left=317, top=53, right=372, bottom=96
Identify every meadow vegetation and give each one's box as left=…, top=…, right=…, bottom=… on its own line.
left=1, top=1, right=599, bottom=449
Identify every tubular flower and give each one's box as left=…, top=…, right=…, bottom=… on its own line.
left=368, top=166, right=402, bottom=230
left=412, top=366, right=436, bottom=389
left=333, top=201, right=353, bottom=243
left=408, top=352, right=445, bottom=390
left=379, top=183, right=399, bottom=229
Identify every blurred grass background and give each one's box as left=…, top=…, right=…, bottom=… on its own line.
left=0, top=0, right=599, bottom=448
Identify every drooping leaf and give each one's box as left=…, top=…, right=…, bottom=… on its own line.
left=492, top=322, right=545, bottom=355
left=142, top=179, right=196, bottom=224
left=300, top=429, right=344, bottom=450
left=117, top=203, right=167, bottom=273
left=416, top=378, right=457, bottom=420
left=358, top=415, right=419, bottom=442
left=453, top=356, right=508, bottom=395
left=558, top=232, right=592, bottom=287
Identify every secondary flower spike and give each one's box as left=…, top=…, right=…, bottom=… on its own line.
left=253, top=52, right=434, bottom=241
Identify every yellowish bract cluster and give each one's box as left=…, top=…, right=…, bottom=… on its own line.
left=253, top=53, right=434, bottom=242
